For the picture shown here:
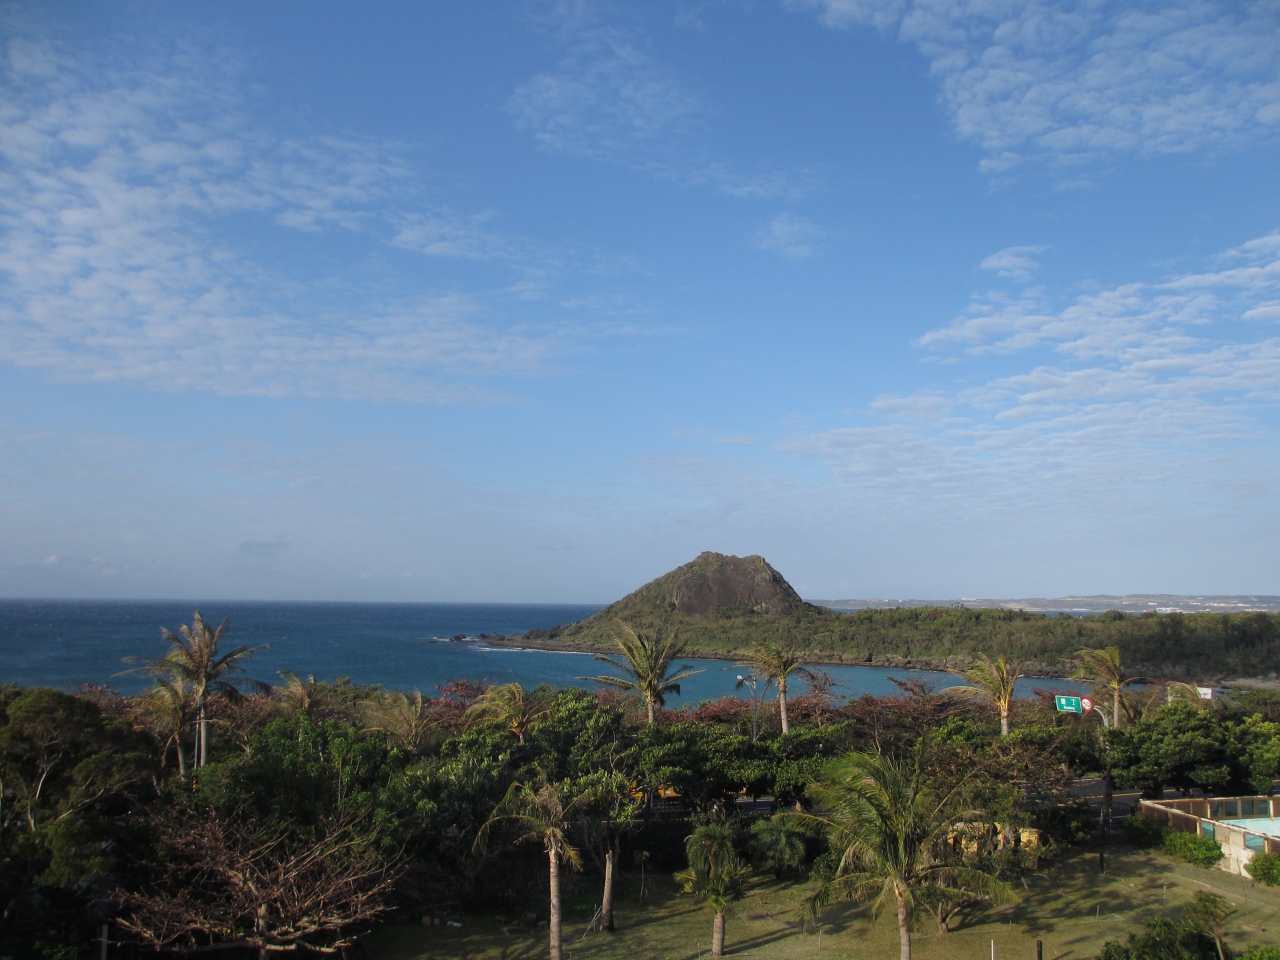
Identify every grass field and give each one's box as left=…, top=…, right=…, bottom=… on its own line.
left=367, top=846, right=1280, bottom=960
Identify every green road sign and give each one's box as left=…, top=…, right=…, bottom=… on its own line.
left=1055, top=695, right=1083, bottom=713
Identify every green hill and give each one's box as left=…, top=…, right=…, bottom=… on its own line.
left=513, top=552, right=1280, bottom=680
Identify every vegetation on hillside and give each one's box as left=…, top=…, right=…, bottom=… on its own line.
left=526, top=604, right=1280, bottom=679
left=514, top=553, right=1280, bottom=679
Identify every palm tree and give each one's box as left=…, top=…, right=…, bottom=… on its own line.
left=736, top=641, right=805, bottom=734
left=142, top=675, right=195, bottom=776
left=802, top=749, right=1011, bottom=960
left=580, top=620, right=702, bottom=724
left=357, top=689, right=434, bottom=755
left=750, top=814, right=808, bottom=879
left=676, top=823, right=748, bottom=957
left=476, top=778, right=593, bottom=960
left=1185, top=890, right=1233, bottom=960
left=273, top=669, right=318, bottom=716
left=123, top=612, right=267, bottom=767
left=463, top=682, right=550, bottom=743
left=1072, top=646, right=1139, bottom=729
left=949, top=654, right=1022, bottom=736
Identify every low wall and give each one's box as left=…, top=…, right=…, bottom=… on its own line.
left=1139, top=798, right=1278, bottom=879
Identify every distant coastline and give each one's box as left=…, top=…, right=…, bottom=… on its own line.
left=810, top=594, right=1280, bottom=614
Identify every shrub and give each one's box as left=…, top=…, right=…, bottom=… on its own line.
left=1122, top=813, right=1168, bottom=848
left=1240, top=947, right=1280, bottom=960
left=1032, top=801, right=1095, bottom=845
left=1162, top=830, right=1224, bottom=868
left=1247, top=852, right=1280, bottom=886
left=1096, top=917, right=1220, bottom=960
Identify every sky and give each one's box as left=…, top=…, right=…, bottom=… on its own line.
left=1, top=0, right=1279, bottom=603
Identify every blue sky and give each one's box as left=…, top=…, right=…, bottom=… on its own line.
left=2, top=0, right=1279, bottom=603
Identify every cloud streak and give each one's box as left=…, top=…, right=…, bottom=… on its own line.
left=792, top=0, right=1280, bottom=172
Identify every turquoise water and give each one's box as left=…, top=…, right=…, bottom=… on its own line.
left=0, top=600, right=1083, bottom=706
left=1225, top=818, right=1280, bottom=837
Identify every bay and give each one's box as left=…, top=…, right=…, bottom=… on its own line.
left=0, top=600, right=1084, bottom=704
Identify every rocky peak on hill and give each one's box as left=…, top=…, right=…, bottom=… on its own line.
left=620, top=551, right=808, bottom=618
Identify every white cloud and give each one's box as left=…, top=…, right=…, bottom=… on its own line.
left=754, top=213, right=823, bottom=259
left=0, top=39, right=572, bottom=402
left=510, top=7, right=807, bottom=198
left=921, top=232, right=1280, bottom=357
left=392, top=211, right=509, bottom=260
left=785, top=232, right=1280, bottom=519
left=980, top=245, right=1047, bottom=279
left=510, top=17, right=701, bottom=160
left=791, top=0, right=1280, bottom=172
left=870, top=392, right=950, bottom=421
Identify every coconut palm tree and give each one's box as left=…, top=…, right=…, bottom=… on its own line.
left=949, top=654, right=1022, bottom=736
left=463, top=682, right=550, bottom=743
left=357, top=689, right=434, bottom=755
left=580, top=620, right=702, bottom=724
left=736, top=641, right=806, bottom=734
left=476, top=778, right=594, bottom=960
left=142, top=675, right=195, bottom=775
left=802, top=748, right=1011, bottom=960
left=273, top=669, right=319, bottom=716
left=1072, top=646, right=1140, bottom=729
left=123, top=612, right=267, bottom=767
left=676, top=823, right=748, bottom=957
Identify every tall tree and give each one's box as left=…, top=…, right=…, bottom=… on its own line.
left=802, top=748, right=1010, bottom=960
left=143, top=676, right=195, bottom=775
left=476, top=778, right=594, bottom=960
left=950, top=654, right=1022, bottom=736
left=736, top=642, right=805, bottom=734
left=580, top=620, right=702, bottom=724
left=464, top=682, right=549, bottom=743
left=1073, top=646, right=1140, bottom=729
left=123, top=612, right=266, bottom=767
left=676, top=823, right=748, bottom=957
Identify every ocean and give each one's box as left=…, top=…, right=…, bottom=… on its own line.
left=0, top=599, right=1082, bottom=704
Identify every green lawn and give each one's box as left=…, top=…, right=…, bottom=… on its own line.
left=368, top=847, right=1280, bottom=960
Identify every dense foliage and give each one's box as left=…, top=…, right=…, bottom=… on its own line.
left=527, top=606, right=1280, bottom=678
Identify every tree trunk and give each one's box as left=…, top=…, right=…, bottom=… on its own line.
left=1101, top=773, right=1113, bottom=837
left=549, top=847, right=563, bottom=960
left=897, top=894, right=912, bottom=960
left=601, top=846, right=616, bottom=932
left=257, top=903, right=270, bottom=960
left=779, top=676, right=790, bottom=735
left=198, top=700, right=208, bottom=768
left=646, top=700, right=656, bottom=725
left=1000, top=708, right=1010, bottom=737
left=712, top=911, right=725, bottom=957
left=176, top=735, right=187, bottom=776
left=1113, top=687, right=1123, bottom=730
